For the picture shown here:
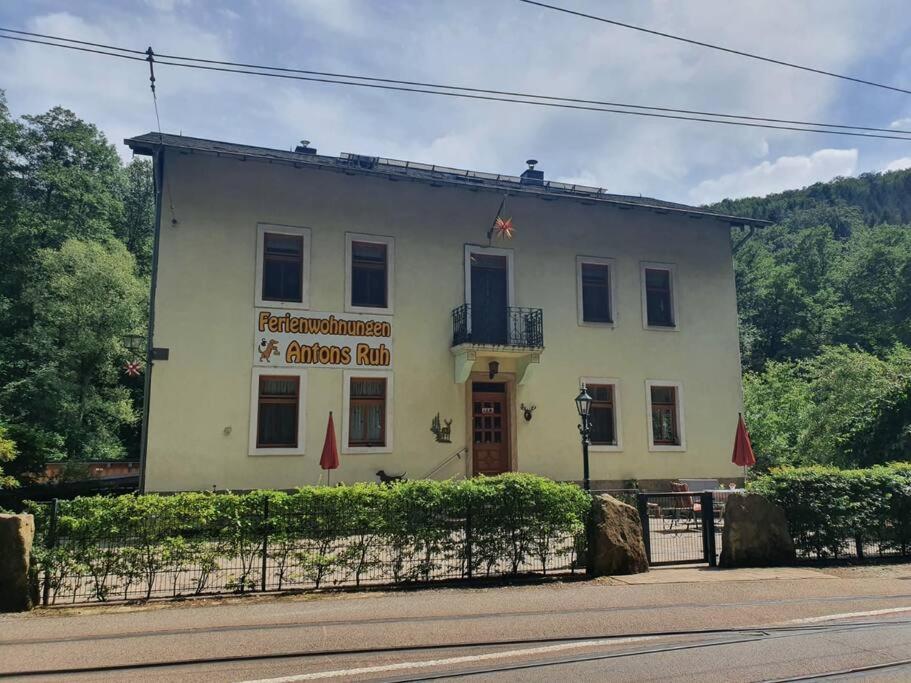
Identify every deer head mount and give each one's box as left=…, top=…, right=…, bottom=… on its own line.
left=430, top=413, right=453, bottom=443
left=520, top=403, right=537, bottom=422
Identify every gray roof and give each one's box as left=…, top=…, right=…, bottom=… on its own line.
left=125, top=132, right=769, bottom=227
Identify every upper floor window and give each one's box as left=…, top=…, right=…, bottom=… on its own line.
left=577, top=257, right=614, bottom=325
left=646, top=380, right=685, bottom=451
left=582, top=379, right=622, bottom=450
left=641, top=263, right=677, bottom=329
left=346, top=233, right=395, bottom=314
left=255, top=224, right=310, bottom=309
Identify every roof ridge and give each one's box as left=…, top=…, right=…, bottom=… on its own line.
left=124, top=132, right=769, bottom=227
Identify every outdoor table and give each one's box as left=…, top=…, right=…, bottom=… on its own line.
left=710, top=489, right=744, bottom=523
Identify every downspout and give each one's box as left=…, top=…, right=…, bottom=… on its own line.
left=138, top=145, right=165, bottom=494
left=730, top=222, right=753, bottom=442
left=731, top=223, right=756, bottom=254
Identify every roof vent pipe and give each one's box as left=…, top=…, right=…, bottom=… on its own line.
left=520, top=158, right=544, bottom=186
left=294, top=140, right=317, bottom=154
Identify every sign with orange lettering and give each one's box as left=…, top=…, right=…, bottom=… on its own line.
left=254, top=309, right=393, bottom=369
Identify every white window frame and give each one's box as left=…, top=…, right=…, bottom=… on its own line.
left=581, top=376, right=622, bottom=452
left=645, top=379, right=686, bottom=452
left=248, top=367, right=308, bottom=456
left=576, top=256, right=616, bottom=327
left=464, top=244, right=515, bottom=339
left=255, top=223, right=311, bottom=309
left=342, top=369, right=394, bottom=454
left=640, top=261, right=679, bottom=331
left=464, top=244, right=515, bottom=307
left=345, top=233, right=395, bottom=314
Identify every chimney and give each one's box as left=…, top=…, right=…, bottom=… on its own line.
left=520, top=159, right=544, bottom=186
left=294, top=139, right=317, bottom=155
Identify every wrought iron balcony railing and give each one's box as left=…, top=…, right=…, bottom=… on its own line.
left=451, top=304, right=544, bottom=348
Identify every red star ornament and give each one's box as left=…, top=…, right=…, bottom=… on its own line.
left=494, top=216, right=515, bottom=239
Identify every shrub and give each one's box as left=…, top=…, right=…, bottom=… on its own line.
left=748, top=463, right=911, bottom=559
left=28, top=474, right=589, bottom=603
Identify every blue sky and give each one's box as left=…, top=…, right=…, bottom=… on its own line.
left=3, top=0, right=911, bottom=204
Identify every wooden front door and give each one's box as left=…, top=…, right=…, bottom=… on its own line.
left=471, top=383, right=510, bottom=475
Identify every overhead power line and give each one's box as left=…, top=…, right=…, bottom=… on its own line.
left=2, top=29, right=911, bottom=143
left=518, top=0, right=911, bottom=96
left=0, top=26, right=146, bottom=54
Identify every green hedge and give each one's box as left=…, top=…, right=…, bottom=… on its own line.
left=748, top=464, right=911, bottom=559
left=29, top=474, right=590, bottom=602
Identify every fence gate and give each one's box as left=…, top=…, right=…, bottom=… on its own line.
left=636, top=492, right=718, bottom=566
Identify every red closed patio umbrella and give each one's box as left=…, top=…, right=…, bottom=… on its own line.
left=732, top=413, right=756, bottom=475
left=320, top=411, right=340, bottom=486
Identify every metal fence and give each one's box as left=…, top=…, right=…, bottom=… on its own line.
left=788, top=525, right=911, bottom=563
left=634, top=491, right=721, bottom=566
left=451, top=304, right=544, bottom=348
left=32, top=498, right=586, bottom=605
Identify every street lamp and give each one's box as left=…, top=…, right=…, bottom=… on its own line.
left=122, top=334, right=145, bottom=354
left=575, top=384, right=593, bottom=491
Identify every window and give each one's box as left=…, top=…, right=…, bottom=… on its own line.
left=641, top=263, right=677, bottom=329
left=646, top=381, right=685, bottom=451
left=581, top=377, right=622, bottom=450
left=343, top=370, right=394, bottom=453
left=263, top=233, right=303, bottom=302
left=257, top=376, right=299, bottom=447
left=249, top=368, right=307, bottom=455
left=346, top=233, right=395, bottom=313
left=255, top=224, right=310, bottom=309
left=576, top=257, right=615, bottom=325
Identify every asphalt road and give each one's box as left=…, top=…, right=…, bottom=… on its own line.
left=3, top=565, right=911, bottom=682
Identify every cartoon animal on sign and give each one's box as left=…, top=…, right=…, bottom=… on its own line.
left=258, top=338, right=280, bottom=363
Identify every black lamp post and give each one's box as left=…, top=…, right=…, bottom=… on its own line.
left=575, top=385, right=593, bottom=491
left=122, top=334, right=145, bottom=354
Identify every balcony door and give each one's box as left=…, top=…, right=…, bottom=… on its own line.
left=470, top=254, right=508, bottom=345
left=471, top=382, right=511, bottom=475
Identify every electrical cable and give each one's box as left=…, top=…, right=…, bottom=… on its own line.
left=147, top=58, right=911, bottom=141
left=518, top=0, right=911, bottom=96
left=3, top=27, right=909, bottom=136
left=2, top=29, right=910, bottom=142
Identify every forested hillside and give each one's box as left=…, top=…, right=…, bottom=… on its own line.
left=708, top=171, right=911, bottom=470
left=0, top=91, right=908, bottom=486
left=0, top=92, right=152, bottom=485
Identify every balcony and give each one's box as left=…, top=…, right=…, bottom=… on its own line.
left=450, top=304, right=544, bottom=384
left=452, top=304, right=543, bottom=348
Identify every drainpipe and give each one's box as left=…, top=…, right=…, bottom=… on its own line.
left=137, top=146, right=165, bottom=494
left=731, top=224, right=756, bottom=254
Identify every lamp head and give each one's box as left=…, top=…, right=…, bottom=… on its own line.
left=574, top=384, right=593, bottom=418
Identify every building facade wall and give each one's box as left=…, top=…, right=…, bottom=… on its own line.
left=144, top=150, right=745, bottom=491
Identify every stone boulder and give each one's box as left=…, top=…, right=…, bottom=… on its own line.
left=720, top=493, right=796, bottom=568
left=589, top=494, right=649, bottom=576
left=0, top=513, right=36, bottom=612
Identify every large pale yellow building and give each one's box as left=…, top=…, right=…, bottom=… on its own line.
left=126, top=133, right=766, bottom=493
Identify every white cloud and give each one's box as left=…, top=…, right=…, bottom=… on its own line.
left=688, top=149, right=858, bottom=204
left=3, top=0, right=911, bottom=201
left=883, top=157, right=911, bottom=172
left=282, top=0, right=366, bottom=35
left=890, top=117, right=911, bottom=129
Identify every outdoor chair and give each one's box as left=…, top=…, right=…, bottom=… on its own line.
left=667, top=481, right=702, bottom=531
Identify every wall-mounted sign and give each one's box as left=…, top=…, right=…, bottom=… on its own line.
left=254, top=309, right=393, bottom=369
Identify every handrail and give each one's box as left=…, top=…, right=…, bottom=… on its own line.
left=422, top=447, right=468, bottom=480
left=451, top=304, right=544, bottom=348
